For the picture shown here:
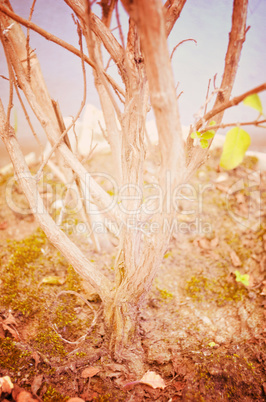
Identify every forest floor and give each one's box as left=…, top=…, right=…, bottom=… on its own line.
left=0, top=146, right=266, bottom=401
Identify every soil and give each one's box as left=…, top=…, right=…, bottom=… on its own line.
left=0, top=147, right=266, bottom=401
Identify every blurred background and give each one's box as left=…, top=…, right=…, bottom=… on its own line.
left=0, top=0, right=265, bottom=166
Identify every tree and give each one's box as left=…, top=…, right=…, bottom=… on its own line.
left=0, top=0, right=265, bottom=366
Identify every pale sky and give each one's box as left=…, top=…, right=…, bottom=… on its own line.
left=0, top=0, right=265, bottom=152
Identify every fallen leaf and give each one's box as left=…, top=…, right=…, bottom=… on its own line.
left=81, top=367, right=100, bottom=379
left=3, top=313, right=17, bottom=327
left=31, top=374, right=43, bottom=395
left=0, top=376, right=14, bottom=394
left=139, top=371, right=166, bottom=389
left=210, top=237, right=219, bottom=248
left=1, top=313, right=19, bottom=340
left=198, top=238, right=210, bottom=250
left=230, top=250, right=241, bottom=267
left=2, top=323, right=19, bottom=340
left=31, top=352, right=40, bottom=370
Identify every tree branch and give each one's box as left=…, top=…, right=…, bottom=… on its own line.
left=200, top=118, right=266, bottom=133
left=195, top=83, right=266, bottom=131
left=0, top=3, right=125, bottom=97
left=164, top=0, right=187, bottom=37
left=0, top=100, right=111, bottom=299
left=64, top=0, right=126, bottom=81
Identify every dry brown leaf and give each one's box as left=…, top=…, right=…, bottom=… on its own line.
left=2, top=324, right=19, bottom=340
left=139, top=370, right=166, bottom=389
left=230, top=250, right=241, bottom=267
left=31, top=374, right=43, bottom=395
left=210, top=237, right=219, bottom=248
left=31, top=352, right=40, bottom=370
left=0, top=376, right=14, bottom=394
left=3, top=313, right=17, bottom=327
left=81, top=367, right=100, bottom=379
left=198, top=238, right=210, bottom=250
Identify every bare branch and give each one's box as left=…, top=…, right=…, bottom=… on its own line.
left=204, top=79, right=211, bottom=115
left=15, top=84, right=43, bottom=150
left=64, top=0, right=126, bottom=80
left=123, top=0, right=185, bottom=182
left=0, top=3, right=125, bottom=97
left=170, top=38, right=197, bottom=60
left=26, top=0, right=37, bottom=82
left=0, top=15, right=121, bottom=223
left=200, top=118, right=266, bottom=133
left=0, top=101, right=111, bottom=298
left=195, top=83, right=266, bottom=132
left=186, top=0, right=249, bottom=175
left=36, top=20, right=87, bottom=178
left=210, top=0, right=249, bottom=127
left=100, top=0, right=117, bottom=27
left=115, top=2, right=125, bottom=49
left=164, top=0, right=187, bottom=37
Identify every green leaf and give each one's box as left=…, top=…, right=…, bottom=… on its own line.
left=234, top=270, right=249, bottom=287
left=208, top=342, right=217, bottom=347
left=201, top=131, right=215, bottom=140
left=220, top=127, right=251, bottom=170
left=209, top=120, right=216, bottom=126
left=243, top=94, right=263, bottom=114
left=200, top=138, right=209, bottom=149
left=191, top=131, right=201, bottom=139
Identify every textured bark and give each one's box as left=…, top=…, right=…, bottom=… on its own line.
left=0, top=0, right=252, bottom=359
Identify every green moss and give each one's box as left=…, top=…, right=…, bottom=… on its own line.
left=185, top=274, right=247, bottom=305
left=0, top=337, right=32, bottom=375
left=241, top=155, right=258, bottom=170
left=157, top=286, right=174, bottom=301
left=65, top=264, right=82, bottom=292
left=187, top=351, right=262, bottom=401
left=43, top=385, right=68, bottom=402
left=35, top=327, right=66, bottom=357
left=1, top=229, right=46, bottom=315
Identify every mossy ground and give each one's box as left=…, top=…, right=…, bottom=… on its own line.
left=0, top=150, right=266, bottom=401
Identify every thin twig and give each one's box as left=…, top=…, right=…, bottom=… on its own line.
left=0, top=4, right=125, bottom=98
left=26, top=0, right=37, bottom=82
left=204, top=79, right=211, bottom=115
left=14, top=82, right=43, bottom=150
left=115, top=2, right=125, bottom=49
left=170, top=38, right=197, bottom=60
left=36, top=19, right=87, bottom=179
left=51, top=290, right=98, bottom=345
left=85, top=2, right=122, bottom=122
left=195, top=83, right=266, bottom=132
left=105, top=56, right=112, bottom=71
left=0, top=28, right=14, bottom=131
left=200, top=118, right=266, bottom=133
